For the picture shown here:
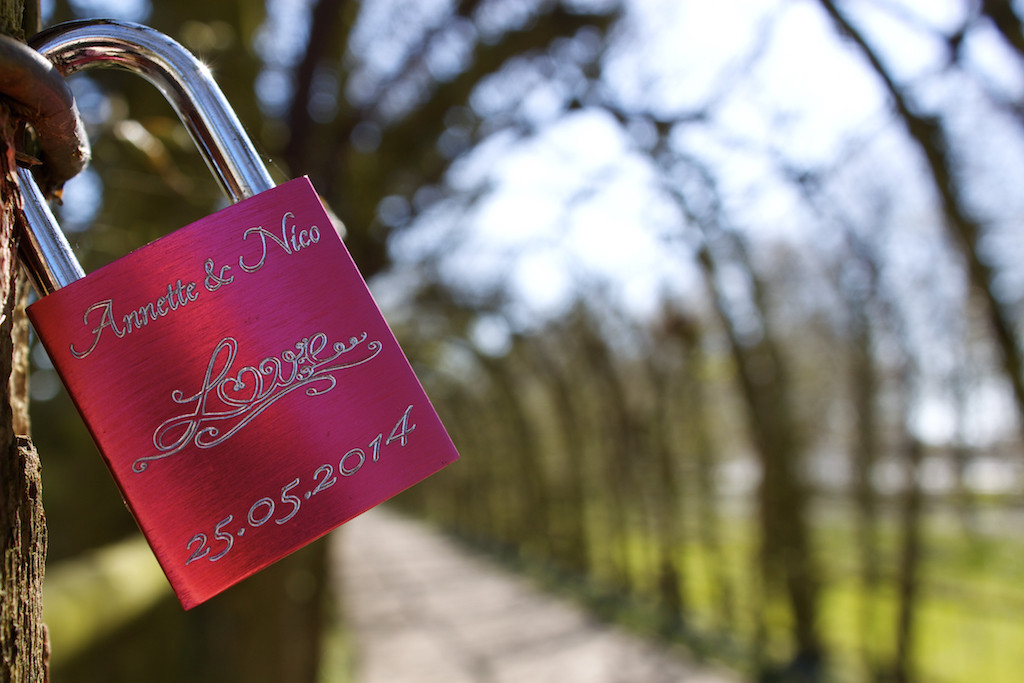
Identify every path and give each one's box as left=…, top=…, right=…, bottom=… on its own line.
left=333, top=507, right=741, bottom=683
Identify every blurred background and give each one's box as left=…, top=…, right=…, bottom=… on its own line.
left=26, top=0, right=1024, bottom=681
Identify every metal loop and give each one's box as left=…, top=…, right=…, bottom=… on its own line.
left=17, top=165, right=85, bottom=291
left=18, top=19, right=277, bottom=295
left=30, top=19, right=274, bottom=202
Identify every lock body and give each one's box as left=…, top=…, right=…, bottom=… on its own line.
left=28, top=178, right=458, bottom=608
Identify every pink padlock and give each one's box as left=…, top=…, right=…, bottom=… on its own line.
left=19, top=20, right=458, bottom=609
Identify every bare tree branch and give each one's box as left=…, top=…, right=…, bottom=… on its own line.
left=819, top=0, right=1024, bottom=436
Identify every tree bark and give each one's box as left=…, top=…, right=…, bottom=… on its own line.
left=0, top=1, right=49, bottom=676
left=695, top=236, right=823, bottom=678
left=892, top=437, right=924, bottom=683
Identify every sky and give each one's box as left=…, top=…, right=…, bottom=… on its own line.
left=33, top=0, right=1024, bottom=449
left=49, top=0, right=936, bottom=321
left=385, top=0, right=905, bottom=322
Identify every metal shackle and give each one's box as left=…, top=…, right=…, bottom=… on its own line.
left=18, top=19, right=276, bottom=295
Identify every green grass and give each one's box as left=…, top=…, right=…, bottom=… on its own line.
left=648, top=512, right=1024, bottom=682
left=480, top=509, right=1024, bottom=681
left=412, top=485, right=1024, bottom=682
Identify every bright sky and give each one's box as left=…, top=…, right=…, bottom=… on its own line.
left=388, top=0, right=904, bottom=323
left=39, top=0, right=1024, bottom=447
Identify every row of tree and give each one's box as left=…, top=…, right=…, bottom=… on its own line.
left=398, top=281, right=1018, bottom=682
left=384, top=4, right=1024, bottom=681
left=18, top=0, right=1024, bottom=681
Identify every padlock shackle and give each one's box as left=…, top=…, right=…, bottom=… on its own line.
left=19, top=19, right=277, bottom=295
left=18, top=166, right=87, bottom=291
left=31, top=19, right=275, bottom=202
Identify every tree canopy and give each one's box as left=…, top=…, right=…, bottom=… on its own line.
left=29, top=1, right=1024, bottom=681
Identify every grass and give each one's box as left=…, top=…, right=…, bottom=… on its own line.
left=657, top=509, right=1024, bottom=682
left=431, top=498, right=1024, bottom=682
left=43, top=534, right=171, bottom=667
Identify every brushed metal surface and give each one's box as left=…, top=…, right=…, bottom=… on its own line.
left=28, top=178, right=459, bottom=609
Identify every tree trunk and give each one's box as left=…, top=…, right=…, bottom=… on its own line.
left=1, top=4, right=49, bottom=680
left=892, top=437, right=924, bottom=683
left=680, top=320, right=735, bottom=632
left=528, top=334, right=591, bottom=576
left=695, top=238, right=823, bottom=679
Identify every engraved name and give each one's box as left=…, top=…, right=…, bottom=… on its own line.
left=71, top=280, right=200, bottom=359
left=133, top=330, right=382, bottom=473
left=69, top=209, right=322, bottom=359
left=239, top=211, right=321, bottom=273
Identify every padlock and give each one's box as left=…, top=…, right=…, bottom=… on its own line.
left=19, top=20, right=458, bottom=609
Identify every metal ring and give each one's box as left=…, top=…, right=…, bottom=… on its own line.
left=30, top=19, right=274, bottom=202
left=18, top=20, right=277, bottom=295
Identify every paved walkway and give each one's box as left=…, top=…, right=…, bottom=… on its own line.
left=333, top=507, right=741, bottom=683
